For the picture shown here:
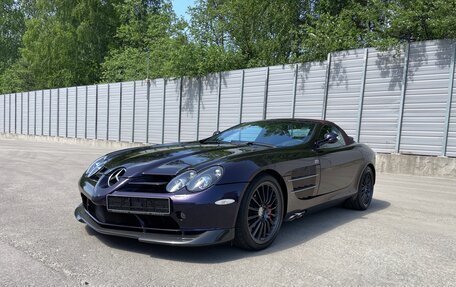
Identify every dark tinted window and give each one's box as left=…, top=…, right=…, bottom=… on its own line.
left=206, top=121, right=316, bottom=147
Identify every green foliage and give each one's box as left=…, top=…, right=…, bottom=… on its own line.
left=0, top=0, right=25, bottom=74
left=0, top=0, right=455, bottom=93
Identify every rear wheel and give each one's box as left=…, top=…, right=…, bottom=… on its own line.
left=345, top=166, right=374, bottom=210
left=234, top=175, right=283, bottom=251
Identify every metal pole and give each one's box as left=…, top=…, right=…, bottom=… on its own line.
left=395, top=42, right=410, bottom=153
left=162, top=79, right=166, bottom=144
left=57, top=89, right=60, bottom=137
left=107, top=84, right=110, bottom=141
left=132, top=81, right=136, bottom=142
left=65, top=88, right=68, bottom=137
left=14, top=93, right=17, bottom=134
left=27, top=92, right=30, bottom=135
left=85, top=86, right=88, bottom=139
left=216, top=72, right=222, bottom=131
left=322, top=53, right=332, bottom=120
left=239, top=70, right=245, bottom=124
left=75, top=87, right=78, bottom=138
left=34, top=91, right=36, bottom=135
left=20, top=93, right=23, bottom=134
left=146, top=80, right=150, bottom=143
left=2, top=94, right=4, bottom=133
left=356, top=48, right=369, bottom=142
left=41, top=90, right=44, bottom=136
left=119, top=83, right=122, bottom=141
left=49, top=90, right=51, bottom=136
left=95, top=85, right=98, bottom=139
left=291, top=64, right=299, bottom=118
left=9, top=94, right=11, bottom=133
left=263, top=67, right=270, bottom=120
left=442, top=42, right=456, bottom=156
left=196, top=78, right=201, bottom=140
left=178, top=77, right=183, bottom=142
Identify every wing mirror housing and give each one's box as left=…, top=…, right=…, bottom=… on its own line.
left=316, top=132, right=338, bottom=148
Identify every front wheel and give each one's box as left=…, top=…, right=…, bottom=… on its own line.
left=234, top=175, right=284, bottom=251
left=345, top=166, right=374, bottom=210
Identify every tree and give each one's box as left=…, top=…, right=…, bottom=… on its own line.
left=0, top=0, right=25, bottom=78
left=101, top=0, right=188, bottom=81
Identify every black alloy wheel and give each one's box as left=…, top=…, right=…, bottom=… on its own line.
left=234, top=175, right=283, bottom=250
left=345, top=166, right=374, bottom=210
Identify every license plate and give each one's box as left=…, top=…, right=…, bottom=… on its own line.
left=106, top=195, right=170, bottom=215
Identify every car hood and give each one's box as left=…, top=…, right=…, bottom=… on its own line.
left=101, top=142, right=270, bottom=177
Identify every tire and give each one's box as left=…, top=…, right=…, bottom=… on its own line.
left=345, top=166, right=374, bottom=210
left=234, top=174, right=284, bottom=251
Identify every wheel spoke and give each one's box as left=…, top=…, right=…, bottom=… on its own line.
left=248, top=215, right=258, bottom=220
left=251, top=196, right=261, bottom=207
left=248, top=206, right=259, bottom=212
left=247, top=182, right=281, bottom=243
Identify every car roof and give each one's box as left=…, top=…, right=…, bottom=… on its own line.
left=245, top=118, right=333, bottom=125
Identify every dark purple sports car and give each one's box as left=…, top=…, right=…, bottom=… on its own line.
left=75, top=119, right=376, bottom=250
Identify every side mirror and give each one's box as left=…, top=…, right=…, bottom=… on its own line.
left=316, top=132, right=338, bottom=148
left=324, top=132, right=339, bottom=144
left=213, top=130, right=220, bottom=136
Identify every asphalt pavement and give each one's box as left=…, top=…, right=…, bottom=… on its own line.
left=0, top=138, right=455, bottom=286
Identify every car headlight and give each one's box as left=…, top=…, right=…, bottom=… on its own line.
left=86, top=155, right=108, bottom=177
left=166, top=170, right=197, bottom=193
left=186, top=166, right=223, bottom=192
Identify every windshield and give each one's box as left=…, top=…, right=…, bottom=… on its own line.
left=204, top=121, right=316, bottom=147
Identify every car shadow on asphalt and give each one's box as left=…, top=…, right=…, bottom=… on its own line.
left=84, top=199, right=390, bottom=262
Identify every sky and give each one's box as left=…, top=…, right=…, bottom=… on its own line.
left=171, top=0, right=195, bottom=21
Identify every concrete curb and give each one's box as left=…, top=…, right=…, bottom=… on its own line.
left=376, top=153, right=456, bottom=178
left=1, top=133, right=455, bottom=178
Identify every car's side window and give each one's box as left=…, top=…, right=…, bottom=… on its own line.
left=318, top=125, right=346, bottom=149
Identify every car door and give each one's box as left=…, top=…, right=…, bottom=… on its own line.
left=316, top=124, right=364, bottom=195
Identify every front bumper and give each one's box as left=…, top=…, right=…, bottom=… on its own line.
left=75, top=204, right=235, bottom=246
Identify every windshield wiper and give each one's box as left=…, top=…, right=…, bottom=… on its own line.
left=230, top=141, right=276, bottom=148
left=201, top=139, right=232, bottom=145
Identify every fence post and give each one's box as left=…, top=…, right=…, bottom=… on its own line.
left=26, top=92, right=29, bottom=134
left=49, top=90, right=51, bottom=136
left=119, top=83, right=122, bottom=141
left=106, top=84, right=110, bottom=141
left=216, top=72, right=222, bottom=131
left=2, top=94, right=4, bottom=133
left=263, top=67, right=270, bottom=120
left=178, top=77, right=183, bottom=142
left=132, top=81, right=136, bottom=142
left=65, top=88, right=68, bottom=137
left=9, top=94, right=11, bottom=133
left=41, top=90, right=44, bottom=136
left=145, top=80, right=150, bottom=143
left=85, top=86, right=88, bottom=139
left=356, top=48, right=369, bottom=142
left=395, top=42, right=410, bottom=153
left=75, top=87, right=78, bottom=138
left=20, top=92, right=23, bottom=134
left=291, top=64, right=299, bottom=118
left=57, top=89, right=60, bottom=137
left=196, top=77, right=201, bottom=140
left=14, top=93, right=17, bottom=134
left=322, top=53, right=332, bottom=120
left=95, top=84, right=98, bottom=139
left=34, top=91, right=36, bottom=135
left=162, top=79, right=166, bottom=144
left=442, top=42, right=456, bottom=156
left=239, top=70, right=245, bottom=124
